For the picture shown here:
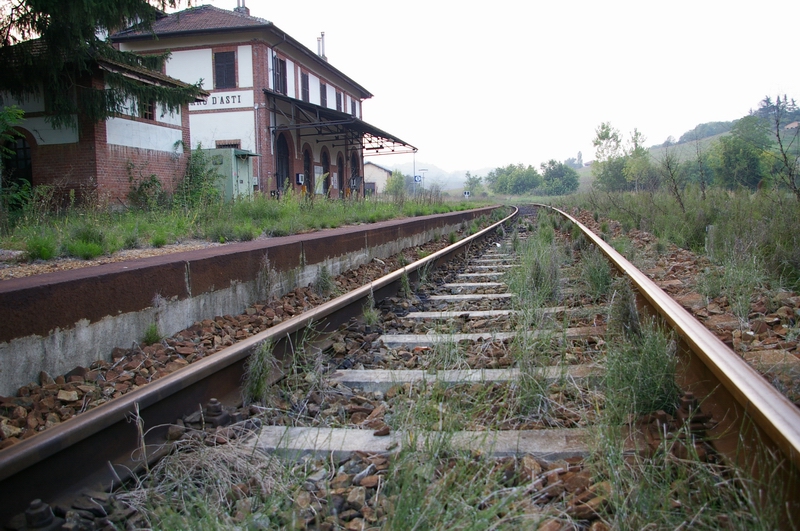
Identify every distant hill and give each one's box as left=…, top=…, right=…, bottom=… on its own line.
left=377, top=112, right=751, bottom=193
left=648, top=131, right=728, bottom=162
left=675, top=121, right=734, bottom=145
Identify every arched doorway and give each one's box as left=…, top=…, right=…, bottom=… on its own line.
left=321, top=151, right=330, bottom=196
left=350, top=152, right=360, bottom=197
left=2, top=137, right=33, bottom=192
left=337, top=154, right=345, bottom=198
left=303, top=148, right=312, bottom=195
left=275, top=133, right=290, bottom=192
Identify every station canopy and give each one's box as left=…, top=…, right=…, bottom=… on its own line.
left=264, top=89, right=416, bottom=156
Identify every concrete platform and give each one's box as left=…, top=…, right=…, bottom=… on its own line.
left=330, top=365, right=601, bottom=392
left=247, top=425, right=593, bottom=461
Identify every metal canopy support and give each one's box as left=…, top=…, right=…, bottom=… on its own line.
left=264, top=89, right=416, bottom=156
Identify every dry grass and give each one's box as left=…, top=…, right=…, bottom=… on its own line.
left=116, top=432, right=288, bottom=530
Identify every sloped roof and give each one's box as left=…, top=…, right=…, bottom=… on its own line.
left=112, top=5, right=372, bottom=99
left=0, top=38, right=206, bottom=101
left=265, top=89, right=416, bottom=155
left=113, top=5, right=270, bottom=39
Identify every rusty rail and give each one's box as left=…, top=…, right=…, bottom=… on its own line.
left=0, top=208, right=518, bottom=525
left=546, top=205, right=800, bottom=505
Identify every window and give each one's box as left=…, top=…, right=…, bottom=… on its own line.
left=351, top=99, right=356, bottom=117
left=335, top=91, right=342, bottom=112
left=214, top=51, right=236, bottom=89
left=139, top=99, right=155, bottom=121
left=273, top=56, right=287, bottom=94
left=301, top=73, right=309, bottom=102
left=3, top=137, right=32, bottom=189
left=216, top=140, right=241, bottom=149
left=320, top=83, right=327, bottom=107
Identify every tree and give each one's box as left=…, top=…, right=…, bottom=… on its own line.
left=1, top=105, right=26, bottom=230
left=758, top=95, right=800, bottom=201
left=486, top=163, right=541, bottom=195
left=0, top=105, right=23, bottom=160
left=591, top=122, right=630, bottom=192
left=463, top=171, right=483, bottom=195
left=712, top=116, right=768, bottom=190
left=385, top=170, right=406, bottom=204
left=0, top=0, right=203, bottom=128
left=623, top=128, right=657, bottom=191
left=540, top=159, right=579, bottom=196
left=657, top=144, right=686, bottom=213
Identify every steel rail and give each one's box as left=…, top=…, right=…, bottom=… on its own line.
left=546, top=205, right=800, bottom=473
left=0, top=207, right=518, bottom=526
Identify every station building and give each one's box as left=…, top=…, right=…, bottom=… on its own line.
left=112, top=1, right=415, bottom=199
left=1, top=47, right=204, bottom=205
left=364, top=161, right=393, bottom=195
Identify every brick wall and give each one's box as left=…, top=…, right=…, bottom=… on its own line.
left=26, top=71, right=192, bottom=206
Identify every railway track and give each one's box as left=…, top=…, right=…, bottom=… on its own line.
left=1, top=205, right=799, bottom=529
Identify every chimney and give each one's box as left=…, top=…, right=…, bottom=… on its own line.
left=234, top=0, right=250, bottom=16
left=317, top=32, right=327, bottom=62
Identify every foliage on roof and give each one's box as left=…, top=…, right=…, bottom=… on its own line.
left=0, top=0, right=205, bottom=128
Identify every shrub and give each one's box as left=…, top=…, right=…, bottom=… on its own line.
left=174, top=145, right=222, bottom=209
left=128, top=171, right=166, bottom=210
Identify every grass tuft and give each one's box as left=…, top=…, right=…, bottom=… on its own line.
left=579, top=246, right=612, bottom=302
left=313, top=264, right=334, bottom=297
left=142, top=323, right=161, bottom=346
left=26, top=234, right=57, bottom=260
left=603, top=318, right=679, bottom=423
left=243, top=340, right=277, bottom=406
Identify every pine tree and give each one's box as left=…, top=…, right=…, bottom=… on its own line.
left=0, top=0, right=203, bottom=128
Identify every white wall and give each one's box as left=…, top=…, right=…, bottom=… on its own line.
left=156, top=106, right=182, bottom=127
left=20, top=116, right=79, bottom=145
left=2, top=90, right=45, bottom=113
left=189, top=110, right=255, bottom=151
left=189, top=90, right=253, bottom=112
left=106, top=118, right=183, bottom=151
left=286, top=59, right=296, bottom=98
left=166, top=49, right=213, bottom=89
left=365, top=163, right=391, bottom=193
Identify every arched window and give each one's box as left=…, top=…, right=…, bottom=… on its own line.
left=337, top=154, right=345, bottom=198
left=321, top=151, right=330, bottom=196
left=350, top=152, right=360, bottom=196
left=3, top=137, right=32, bottom=191
left=303, top=148, right=312, bottom=194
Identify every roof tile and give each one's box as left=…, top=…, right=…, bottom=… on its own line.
left=113, top=5, right=270, bottom=39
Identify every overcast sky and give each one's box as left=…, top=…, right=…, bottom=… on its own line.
left=197, top=0, right=799, bottom=174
